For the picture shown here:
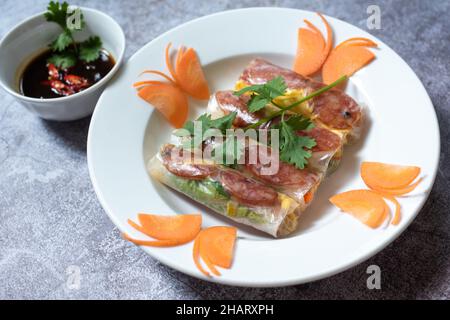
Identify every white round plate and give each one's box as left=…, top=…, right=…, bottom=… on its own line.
left=87, top=8, right=440, bottom=287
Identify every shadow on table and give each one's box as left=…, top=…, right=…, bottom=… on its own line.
left=41, top=116, right=91, bottom=153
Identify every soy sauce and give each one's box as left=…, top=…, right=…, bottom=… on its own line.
left=20, top=49, right=115, bottom=99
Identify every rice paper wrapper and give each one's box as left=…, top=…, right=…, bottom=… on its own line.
left=147, top=146, right=300, bottom=237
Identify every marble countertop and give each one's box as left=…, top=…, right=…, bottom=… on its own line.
left=0, top=0, right=448, bottom=299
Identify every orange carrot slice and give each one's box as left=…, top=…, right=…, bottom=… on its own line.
left=175, top=47, right=210, bottom=100
left=372, top=197, right=390, bottom=227
left=124, top=214, right=202, bottom=247
left=294, top=13, right=333, bottom=76
left=192, top=226, right=237, bottom=276
left=334, top=37, right=378, bottom=50
left=361, top=162, right=421, bottom=190
left=322, top=37, right=376, bottom=85
left=133, top=80, right=165, bottom=88
left=198, top=233, right=221, bottom=276
left=122, top=233, right=184, bottom=247
left=377, top=193, right=401, bottom=225
left=165, top=43, right=179, bottom=83
left=200, top=226, right=237, bottom=269
left=137, top=83, right=188, bottom=128
left=135, top=214, right=202, bottom=243
left=329, top=189, right=388, bottom=228
left=139, top=70, right=176, bottom=84
left=370, top=178, right=423, bottom=196
left=193, top=233, right=210, bottom=277
left=304, top=191, right=314, bottom=204
left=176, top=46, right=186, bottom=71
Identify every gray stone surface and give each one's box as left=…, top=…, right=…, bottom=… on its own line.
left=0, top=0, right=449, bottom=300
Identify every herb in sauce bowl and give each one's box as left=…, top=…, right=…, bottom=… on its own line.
left=0, top=3, right=125, bottom=121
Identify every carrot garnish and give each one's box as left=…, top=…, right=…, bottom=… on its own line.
left=134, top=43, right=210, bottom=127
left=137, top=83, right=188, bottom=128
left=192, top=226, right=237, bottom=277
left=133, top=80, right=166, bottom=88
left=322, top=37, right=376, bottom=85
left=329, top=189, right=388, bottom=228
left=369, top=178, right=423, bottom=196
left=334, top=37, right=378, bottom=50
left=193, top=233, right=210, bottom=277
left=139, top=70, right=176, bottom=84
left=361, top=162, right=421, bottom=190
left=165, top=42, right=179, bottom=83
left=294, top=13, right=333, bottom=76
left=174, top=47, right=211, bottom=100
left=124, top=214, right=202, bottom=247
left=122, top=234, right=184, bottom=247
left=377, top=193, right=401, bottom=225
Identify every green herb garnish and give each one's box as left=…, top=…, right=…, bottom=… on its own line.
left=44, top=1, right=103, bottom=68
left=182, top=112, right=237, bottom=137
left=276, top=114, right=316, bottom=169
left=234, top=76, right=287, bottom=112
left=234, top=75, right=348, bottom=169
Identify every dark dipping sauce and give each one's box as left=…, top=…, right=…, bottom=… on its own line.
left=20, top=49, right=115, bottom=99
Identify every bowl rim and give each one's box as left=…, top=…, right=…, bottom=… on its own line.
left=0, top=6, right=126, bottom=104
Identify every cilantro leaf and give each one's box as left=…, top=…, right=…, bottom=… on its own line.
left=233, top=84, right=264, bottom=96
left=44, top=1, right=70, bottom=29
left=50, top=29, right=73, bottom=52
left=48, top=52, right=77, bottom=69
left=234, top=77, right=287, bottom=99
left=177, top=112, right=237, bottom=149
left=283, top=115, right=315, bottom=131
left=264, top=76, right=288, bottom=98
left=278, top=119, right=316, bottom=169
left=234, top=76, right=287, bottom=113
left=182, top=112, right=236, bottom=136
left=247, top=95, right=271, bottom=113
left=79, top=36, right=103, bottom=62
left=209, top=112, right=237, bottom=133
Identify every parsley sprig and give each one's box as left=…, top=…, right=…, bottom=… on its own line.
left=45, top=1, right=103, bottom=68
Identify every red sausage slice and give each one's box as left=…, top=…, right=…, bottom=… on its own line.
left=215, top=91, right=261, bottom=127
left=161, top=145, right=217, bottom=180
left=245, top=145, right=319, bottom=188
left=297, top=127, right=342, bottom=152
left=219, top=170, right=278, bottom=206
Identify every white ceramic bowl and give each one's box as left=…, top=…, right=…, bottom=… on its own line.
left=0, top=7, right=125, bottom=121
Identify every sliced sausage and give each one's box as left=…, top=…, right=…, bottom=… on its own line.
left=311, top=88, right=361, bottom=130
left=160, top=144, right=217, bottom=180
left=245, top=145, right=319, bottom=188
left=297, top=126, right=342, bottom=152
left=219, top=170, right=278, bottom=206
left=215, top=91, right=261, bottom=127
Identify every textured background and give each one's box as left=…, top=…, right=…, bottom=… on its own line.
left=0, top=0, right=449, bottom=300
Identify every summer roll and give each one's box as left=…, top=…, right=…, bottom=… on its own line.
left=148, top=144, right=300, bottom=237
